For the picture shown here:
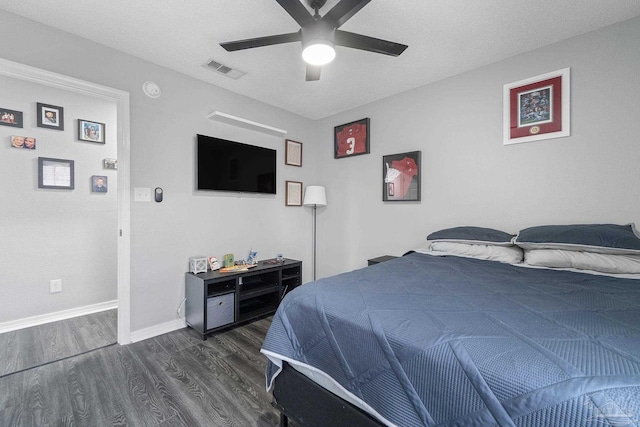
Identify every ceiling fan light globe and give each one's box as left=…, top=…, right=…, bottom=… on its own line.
left=302, top=41, right=336, bottom=66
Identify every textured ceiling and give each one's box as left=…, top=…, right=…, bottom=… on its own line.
left=1, top=0, right=640, bottom=119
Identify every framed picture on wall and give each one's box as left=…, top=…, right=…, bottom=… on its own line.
left=37, top=103, right=64, bottom=130
left=78, top=119, right=105, bottom=143
left=382, top=151, right=421, bottom=202
left=334, top=117, right=370, bottom=159
left=91, top=175, right=108, bottom=193
left=10, top=135, right=36, bottom=149
left=503, top=68, right=570, bottom=145
left=285, top=139, right=302, bottom=166
left=0, top=108, right=23, bottom=128
left=285, top=180, right=303, bottom=206
left=38, top=157, right=74, bottom=189
left=103, top=158, right=118, bottom=169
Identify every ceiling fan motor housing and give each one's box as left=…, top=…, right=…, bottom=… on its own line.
left=307, top=0, right=328, bottom=11
left=301, top=20, right=336, bottom=47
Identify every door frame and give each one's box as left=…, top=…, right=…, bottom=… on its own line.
left=0, top=57, right=131, bottom=344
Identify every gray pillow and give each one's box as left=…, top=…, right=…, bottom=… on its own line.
left=515, top=224, right=640, bottom=255
left=427, top=226, right=515, bottom=246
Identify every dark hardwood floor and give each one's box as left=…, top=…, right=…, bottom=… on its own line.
left=0, top=317, right=282, bottom=427
left=0, top=309, right=117, bottom=378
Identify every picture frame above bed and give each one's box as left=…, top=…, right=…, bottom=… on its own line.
left=503, top=68, right=570, bottom=145
left=382, top=151, right=421, bottom=202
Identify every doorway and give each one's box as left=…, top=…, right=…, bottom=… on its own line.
left=0, top=58, right=130, bottom=374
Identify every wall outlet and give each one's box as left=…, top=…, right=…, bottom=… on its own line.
left=50, top=279, right=62, bottom=293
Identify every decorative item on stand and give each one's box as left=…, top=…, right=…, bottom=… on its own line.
left=208, top=256, right=221, bottom=271
left=246, top=250, right=258, bottom=265
left=189, top=256, right=208, bottom=274
left=303, top=185, right=327, bottom=281
left=223, top=253, right=235, bottom=268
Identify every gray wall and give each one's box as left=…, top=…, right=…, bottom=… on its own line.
left=1, top=9, right=639, bottom=333
left=315, top=16, right=640, bottom=278
left=0, top=10, right=318, bottom=331
left=0, top=74, right=118, bottom=322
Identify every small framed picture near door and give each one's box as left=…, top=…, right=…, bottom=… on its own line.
left=382, top=151, right=421, bottom=202
left=91, top=175, right=108, bottom=193
left=285, top=181, right=302, bottom=206
left=37, top=103, right=64, bottom=130
left=78, top=119, right=105, bottom=143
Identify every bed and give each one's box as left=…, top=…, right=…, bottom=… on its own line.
left=261, top=225, right=640, bottom=426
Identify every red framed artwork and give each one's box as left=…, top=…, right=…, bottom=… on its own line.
left=382, top=151, right=421, bottom=202
left=334, top=117, right=370, bottom=159
left=503, top=68, right=570, bottom=145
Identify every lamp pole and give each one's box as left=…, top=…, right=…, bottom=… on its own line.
left=303, top=186, right=327, bottom=282
left=312, top=203, right=317, bottom=281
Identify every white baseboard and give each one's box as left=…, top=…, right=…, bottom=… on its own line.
left=129, top=318, right=187, bottom=343
left=0, top=300, right=118, bottom=334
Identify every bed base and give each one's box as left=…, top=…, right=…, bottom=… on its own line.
left=272, top=362, right=384, bottom=427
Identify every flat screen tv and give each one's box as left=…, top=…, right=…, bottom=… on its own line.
left=197, top=134, right=276, bottom=194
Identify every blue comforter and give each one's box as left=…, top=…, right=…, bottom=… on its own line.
left=262, top=253, right=640, bottom=426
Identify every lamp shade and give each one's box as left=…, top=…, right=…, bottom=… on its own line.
left=303, top=185, right=327, bottom=206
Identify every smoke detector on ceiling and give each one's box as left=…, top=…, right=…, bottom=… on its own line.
left=142, top=81, right=161, bottom=98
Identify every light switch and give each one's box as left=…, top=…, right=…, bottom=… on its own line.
left=134, top=187, right=152, bottom=202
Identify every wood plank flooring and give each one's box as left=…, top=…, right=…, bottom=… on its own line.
left=0, top=317, right=283, bottom=427
left=0, top=309, right=117, bottom=377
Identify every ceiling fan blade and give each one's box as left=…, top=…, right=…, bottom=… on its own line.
left=220, top=32, right=301, bottom=51
left=306, top=65, right=321, bottom=81
left=321, top=0, right=371, bottom=28
left=276, top=0, right=315, bottom=27
left=335, top=30, right=408, bottom=56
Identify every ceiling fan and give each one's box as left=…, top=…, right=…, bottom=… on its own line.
left=220, top=0, right=408, bottom=81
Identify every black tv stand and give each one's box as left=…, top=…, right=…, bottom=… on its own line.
left=185, top=259, right=302, bottom=340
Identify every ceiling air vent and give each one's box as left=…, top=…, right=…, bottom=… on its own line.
left=203, top=59, right=246, bottom=80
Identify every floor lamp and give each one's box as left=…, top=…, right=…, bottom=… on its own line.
left=303, top=186, right=327, bottom=281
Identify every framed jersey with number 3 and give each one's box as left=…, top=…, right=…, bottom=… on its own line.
left=334, top=117, right=370, bottom=159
